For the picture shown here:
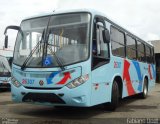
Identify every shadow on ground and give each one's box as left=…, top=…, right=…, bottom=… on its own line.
left=7, top=94, right=157, bottom=120
left=117, top=95, right=157, bottom=112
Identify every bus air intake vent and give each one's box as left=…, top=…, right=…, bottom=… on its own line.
left=24, top=86, right=62, bottom=90
left=22, top=93, right=65, bottom=104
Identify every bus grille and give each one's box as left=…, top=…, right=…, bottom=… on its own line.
left=22, top=93, right=65, bottom=104
left=24, top=86, right=62, bottom=90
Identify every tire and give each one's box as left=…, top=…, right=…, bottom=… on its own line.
left=54, top=106, right=67, bottom=109
left=139, top=78, right=148, bottom=99
left=0, top=88, right=7, bottom=92
left=105, top=80, right=119, bottom=111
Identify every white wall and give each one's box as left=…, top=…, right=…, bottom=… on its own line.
left=150, top=40, right=160, bottom=53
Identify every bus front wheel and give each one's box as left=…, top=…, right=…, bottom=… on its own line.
left=105, top=80, right=119, bottom=111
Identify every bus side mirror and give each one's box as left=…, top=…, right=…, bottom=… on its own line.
left=103, top=29, right=110, bottom=43
left=4, top=35, right=8, bottom=48
left=4, top=25, right=23, bottom=49
left=96, top=28, right=100, bottom=55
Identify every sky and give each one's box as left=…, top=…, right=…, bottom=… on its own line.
left=0, top=0, right=160, bottom=50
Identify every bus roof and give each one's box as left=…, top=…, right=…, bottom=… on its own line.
left=22, top=9, right=104, bottom=20
left=22, top=9, right=153, bottom=47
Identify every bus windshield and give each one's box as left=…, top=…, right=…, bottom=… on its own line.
left=13, top=13, right=91, bottom=68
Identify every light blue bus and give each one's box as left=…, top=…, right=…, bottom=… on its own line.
left=4, top=9, right=155, bottom=110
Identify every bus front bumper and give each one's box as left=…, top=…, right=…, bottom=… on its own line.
left=11, top=83, right=91, bottom=107
left=0, top=82, right=11, bottom=89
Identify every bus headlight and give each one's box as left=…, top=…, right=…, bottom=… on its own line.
left=66, top=74, right=89, bottom=89
left=11, top=77, right=21, bottom=88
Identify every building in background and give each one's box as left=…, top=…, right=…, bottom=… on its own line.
left=150, top=40, right=160, bottom=83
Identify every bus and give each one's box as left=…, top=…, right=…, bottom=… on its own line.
left=0, top=55, right=11, bottom=91
left=4, top=9, right=155, bottom=110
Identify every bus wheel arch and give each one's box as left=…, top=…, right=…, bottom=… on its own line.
left=114, top=76, right=123, bottom=99
left=144, top=76, right=149, bottom=89
left=105, top=76, right=123, bottom=111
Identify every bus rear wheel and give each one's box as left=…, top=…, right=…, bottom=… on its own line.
left=105, top=80, right=119, bottom=111
left=139, top=78, right=148, bottom=99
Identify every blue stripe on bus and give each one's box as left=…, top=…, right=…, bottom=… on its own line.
left=47, top=71, right=60, bottom=84
left=151, top=64, right=156, bottom=80
left=132, top=61, right=143, bottom=91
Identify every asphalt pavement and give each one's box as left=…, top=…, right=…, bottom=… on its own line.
left=0, top=84, right=160, bottom=124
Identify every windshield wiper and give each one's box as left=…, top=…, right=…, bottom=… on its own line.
left=45, top=28, right=65, bottom=71
left=47, top=45, right=65, bottom=71
left=21, top=29, right=45, bottom=70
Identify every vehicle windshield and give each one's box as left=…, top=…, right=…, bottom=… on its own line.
left=13, top=13, right=91, bottom=68
left=0, top=56, right=11, bottom=77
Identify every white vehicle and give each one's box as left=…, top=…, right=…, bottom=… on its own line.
left=0, top=55, right=11, bottom=91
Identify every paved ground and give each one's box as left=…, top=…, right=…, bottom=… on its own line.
left=0, top=84, right=160, bottom=124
